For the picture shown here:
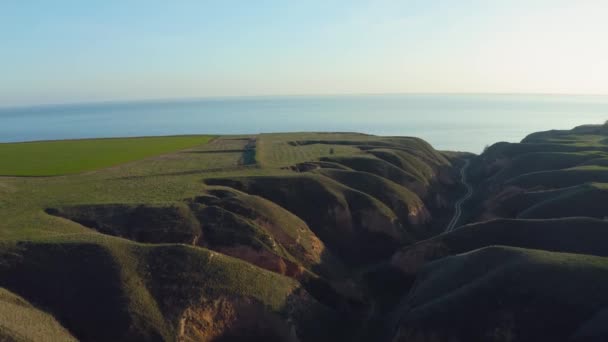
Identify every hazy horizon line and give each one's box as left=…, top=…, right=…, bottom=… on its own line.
left=2, top=91, right=608, bottom=110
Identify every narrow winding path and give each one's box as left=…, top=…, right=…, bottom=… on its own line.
left=383, top=159, right=474, bottom=341
left=445, top=159, right=472, bottom=233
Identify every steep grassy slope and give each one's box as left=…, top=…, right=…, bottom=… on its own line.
left=0, top=132, right=459, bottom=341
left=392, top=217, right=608, bottom=277
left=507, top=165, right=608, bottom=189
left=257, top=133, right=451, bottom=187
left=205, top=133, right=458, bottom=265
left=0, top=288, right=77, bottom=342
left=395, top=246, right=608, bottom=342
left=0, top=240, right=166, bottom=341
left=482, top=151, right=608, bottom=185
left=467, top=124, right=608, bottom=222
left=8, top=124, right=608, bottom=341
left=48, top=189, right=340, bottom=278
left=206, top=173, right=407, bottom=265
left=0, top=239, right=343, bottom=342
left=518, top=183, right=608, bottom=219
left=384, top=123, right=608, bottom=342
left=320, top=155, right=427, bottom=196
left=315, top=169, right=430, bottom=228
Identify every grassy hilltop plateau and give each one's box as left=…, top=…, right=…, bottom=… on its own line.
left=2, top=123, right=608, bottom=341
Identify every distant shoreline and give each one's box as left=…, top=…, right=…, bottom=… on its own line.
left=1, top=94, right=606, bottom=153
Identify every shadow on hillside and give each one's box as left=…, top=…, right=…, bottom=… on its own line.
left=113, top=165, right=258, bottom=180
left=0, top=242, right=152, bottom=341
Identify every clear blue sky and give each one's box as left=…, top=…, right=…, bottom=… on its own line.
left=1, top=0, right=607, bottom=106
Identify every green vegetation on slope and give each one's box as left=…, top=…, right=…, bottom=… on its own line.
left=0, top=135, right=213, bottom=176
left=315, top=168, right=431, bottom=238
left=0, top=238, right=341, bottom=342
left=47, top=189, right=341, bottom=278
left=16, top=123, right=608, bottom=341
left=391, top=217, right=608, bottom=277
left=0, top=132, right=460, bottom=341
left=396, top=246, right=608, bottom=342
left=0, top=287, right=77, bottom=342
left=384, top=123, right=608, bottom=342
left=488, top=151, right=608, bottom=185
left=518, top=183, right=608, bottom=219
left=465, top=124, right=608, bottom=223
left=205, top=173, right=407, bottom=265
left=507, top=165, right=608, bottom=189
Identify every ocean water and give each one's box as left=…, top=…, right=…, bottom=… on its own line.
left=1, top=94, right=607, bottom=153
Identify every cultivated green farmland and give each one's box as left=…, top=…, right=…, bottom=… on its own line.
left=0, top=135, right=213, bottom=176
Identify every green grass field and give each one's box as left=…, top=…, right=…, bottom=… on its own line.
left=0, top=135, right=213, bottom=176
left=256, top=133, right=366, bottom=168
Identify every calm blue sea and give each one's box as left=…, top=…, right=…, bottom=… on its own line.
left=1, top=94, right=607, bottom=153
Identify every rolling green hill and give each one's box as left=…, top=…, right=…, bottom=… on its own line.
left=384, top=123, right=608, bottom=342
left=5, top=123, right=608, bottom=341
left=518, top=183, right=608, bottom=219
left=395, top=246, right=608, bottom=342
left=466, top=124, right=608, bottom=222
left=0, top=239, right=341, bottom=341
left=392, top=217, right=608, bottom=277
left=0, top=288, right=76, bottom=342
left=0, top=132, right=459, bottom=341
